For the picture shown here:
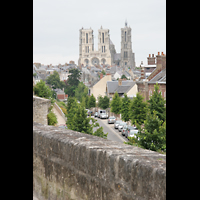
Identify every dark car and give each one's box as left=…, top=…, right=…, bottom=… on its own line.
left=87, top=110, right=93, bottom=116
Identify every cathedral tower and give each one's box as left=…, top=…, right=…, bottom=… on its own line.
left=120, top=21, right=135, bottom=69
left=79, top=27, right=94, bottom=65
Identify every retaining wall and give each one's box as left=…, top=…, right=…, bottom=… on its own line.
left=33, top=122, right=166, bottom=200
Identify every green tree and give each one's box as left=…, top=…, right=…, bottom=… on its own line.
left=33, top=80, right=52, bottom=99
left=136, top=110, right=166, bottom=152
left=47, top=111, right=58, bottom=126
left=100, top=96, right=110, bottom=110
left=46, top=71, right=61, bottom=89
left=66, top=97, right=78, bottom=129
left=93, top=126, right=108, bottom=139
left=129, top=93, right=148, bottom=125
left=121, top=93, right=131, bottom=122
left=65, top=69, right=81, bottom=97
left=75, top=82, right=88, bottom=102
left=88, top=94, right=96, bottom=108
left=121, top=74, right=128, bottom=80
left=101, top=70, right=106, bottom=75
left=110, top=92, right=122, bottom=114
left=97, top=96, right=103, bottom=108
left=72, top=104, right=93, bottom=134
left=66, top=97, right=108, bottom=139
left=148, top=83, right=166, bottom=122
left=85, top=95, right=89, bottom=109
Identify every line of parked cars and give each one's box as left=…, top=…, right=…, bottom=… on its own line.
left=114, top=120, right=139, bottom=140
left=92, top=109, right=139, bottom=141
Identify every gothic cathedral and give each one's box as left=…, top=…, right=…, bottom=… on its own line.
left=78, top=22, right=135, bottom=69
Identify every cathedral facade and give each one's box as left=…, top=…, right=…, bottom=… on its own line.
left=78, top=22, right=135, bottom=69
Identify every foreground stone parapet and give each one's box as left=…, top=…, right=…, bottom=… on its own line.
left=33, top=96, right=51, bottom=125
left=33, top=122, right=166, bottom=200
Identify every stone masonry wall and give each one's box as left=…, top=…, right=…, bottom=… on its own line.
left=33, top=96, right=51, bottom=125
left=33, top=122, right=166, bottom=200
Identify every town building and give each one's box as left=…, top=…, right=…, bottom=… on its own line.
left=136, top=52, right=166, bottom=101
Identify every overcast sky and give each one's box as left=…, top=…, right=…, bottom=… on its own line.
left=33, top=0, right=166, bottom=66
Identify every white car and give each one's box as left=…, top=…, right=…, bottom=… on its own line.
left=114, top=120, right=122, bottom=129
left=128, top=129, right=139, bottom=140
left=100, top=113, right=108, bottom=119
left=118, top=122, right=127, bottom=132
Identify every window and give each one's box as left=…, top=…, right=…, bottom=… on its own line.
left=85, top=46, right=89, bottom=53
left=102, top=33, right=104, bottom=43
left=86, top=33, right=88, bottom=43
left=124, top=51, right=128, bottom=58
left=104, top=46, right=105, bottom=52
left=102, top=46, right=103, bottom=53
left=125, top=31, right=126, bottom=42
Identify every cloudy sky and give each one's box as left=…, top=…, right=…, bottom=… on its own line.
left=33, top=0, right=166, bottom=66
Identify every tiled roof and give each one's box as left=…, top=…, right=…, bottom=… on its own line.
left=107, top=80, right=136, bottom=94
left=149, top=68, right=166, bottom=83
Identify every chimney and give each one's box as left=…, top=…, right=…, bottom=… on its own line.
left=118, top=78, right=122, bottom=86
left=156, top=52, right=166, bottom=70
left=141, top=67, right=145, bottom=80
left=100, top=73, right=103, bottom=79
left=147, top=53, right=156, bottom=65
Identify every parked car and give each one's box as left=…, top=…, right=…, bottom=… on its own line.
left=94, top=112, right=98, bottom=117
left=127, top=129, right=139, bottom=139
left=107, top=116, right=116, bottom=124
left=118, top=122, right=127, bottom=132
left=98, top=109, right=106, bottom=118
left=114, top=120, right=122, bottom=129
left=100, top=112, right=108, bottom=119
left=87, top=110, right=93, bottom=116
left=121, top=124, right=128, bottom=136
left=125, top=126, right=137, bottom=138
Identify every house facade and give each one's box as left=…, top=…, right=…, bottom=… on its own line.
left=136, top=52, right=166, bottom=101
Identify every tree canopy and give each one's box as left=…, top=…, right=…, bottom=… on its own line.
left=75, top=82, right=88, bottom=102
left=148, top=83, right=166, bottom=122
left=33, top=80, right=52, bottom=100
left=110, top=92, right=122, bottom=114
left=129, top=92, right=148, bottom=125
left=121, top=93, right=131, bottom=122
left=88, top=94, right=96, bottom=108
left=65, top=69, right=82, bottom=97
left=98, top=95, right=110, bottom=110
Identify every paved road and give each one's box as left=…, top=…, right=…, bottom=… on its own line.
left=92, top=117, right=128, bottom=143
left=52, top=105, right=66, bottom=125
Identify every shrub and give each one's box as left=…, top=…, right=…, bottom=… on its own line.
left=47, top=111, right=58, bottom=126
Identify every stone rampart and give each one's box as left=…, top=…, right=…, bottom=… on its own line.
left=33, top=122, right=166, bottom=200
left=33, top=96, right=51, bottom=125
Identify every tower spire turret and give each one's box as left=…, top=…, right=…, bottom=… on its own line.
left=125, top=19, right=127, bottom=27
